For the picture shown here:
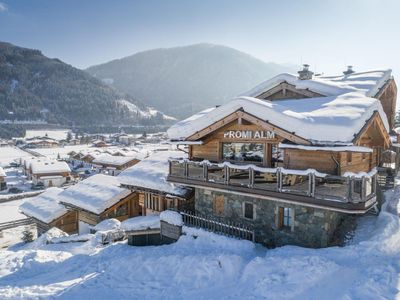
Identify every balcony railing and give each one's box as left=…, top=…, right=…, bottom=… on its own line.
left=168, top=159, right=377, bottom=205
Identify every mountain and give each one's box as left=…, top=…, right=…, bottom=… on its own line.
left=0, top=42, right=173, bottom=129
left=86, top=44, right=298, bottom=118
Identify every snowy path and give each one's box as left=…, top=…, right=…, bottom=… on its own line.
left=0, top=193, right=399, bottom=298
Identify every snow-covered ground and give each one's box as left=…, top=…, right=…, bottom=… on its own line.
left=0, top=147, right=31, bottom=167
left=0, top=188, right=399, bottom=299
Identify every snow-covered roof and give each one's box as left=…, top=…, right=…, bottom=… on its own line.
left=168, top=70, right=392, bottom=145
left=117, top=151, right=191, bottom=197
left=120, top=215, right=160, bottom=231
left=31, top=160, right=71, bottom=174
left=244, top=70, right=392, bottom=98
left=59, top=174, right=131, bottom=214
left=94, top=218, right=121, bottom=232
left=92, top=154, right=141, bottom=166
left=168, top=94, right=389, bottom=145
left=19, top=187, right=67, bottom=223
left=278, top=143, right=373, bottom=153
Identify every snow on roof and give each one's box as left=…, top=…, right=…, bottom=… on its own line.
left=92, top=154, right=141, bottom=166
left=94, top=218, right=121, bottom=232
left=120, top=215, right=160, bottom=232
left=31, top=160, right=71, bottom=174
left=117, top=151, right=190, bottom=197
left=19, top=187, right=67, bottom=223
left=0, top=167, right=6, bottom=177
left=59, top=174, right=131, bottom=214
left=244, top=70, right=392, bottom=98
left=278, top=143, right=373, bottom=153
left=160, top=210, right=183, bottom=226
left=168, top=93, right=389, bottom=145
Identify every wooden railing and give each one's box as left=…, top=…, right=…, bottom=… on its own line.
left=0, top=218, right=34, bottom=231
left=169, top=159, right=377, bottom=204
left=180, top=210, right=255, bottom=242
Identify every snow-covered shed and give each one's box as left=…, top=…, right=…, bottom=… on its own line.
left=118, top=151, right=194, bottom=216
left=19, top=187, right=78, bottom=234
left=59, top=174, right=140, bottom=234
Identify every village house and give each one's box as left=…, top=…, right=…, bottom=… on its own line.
left=19, top=187, right=78, bottom=235
left=59, top=174, right=140, bottom=234
left=30, top=159, right=71, bottom=187
left=24, top=137, right=59, bottom=148
left=118, top=151, right=194, bottom=216
left=166, top=67, right=397, bottom=248
left=92, top=153, right=143, bottom=176
left=0, top=167, right=7, bottom=191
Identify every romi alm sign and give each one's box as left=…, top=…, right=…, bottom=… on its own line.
left=223, top=130, right=275, bottom=139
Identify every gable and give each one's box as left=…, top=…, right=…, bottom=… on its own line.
left=255, top=82, right=324, bottom=101
left=353, top=111, right=390, bottom=148
left=187, top=110, right=311, bottom=145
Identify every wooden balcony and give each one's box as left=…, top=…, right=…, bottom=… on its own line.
left=167, top=159, right=378, bottom=213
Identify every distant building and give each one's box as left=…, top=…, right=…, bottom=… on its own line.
left=30, top=160, right=71, bottom=187
left=92, top=154, right=143, bottom=176
left=0, top=167, right=6, bottom=191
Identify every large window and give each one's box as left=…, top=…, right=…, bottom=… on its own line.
left=222, top=143, right=264, bottom=163
left=278, top=207, right=293, bottom=229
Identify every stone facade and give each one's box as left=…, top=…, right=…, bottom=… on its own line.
left=195, top=188, right=354, bottom=248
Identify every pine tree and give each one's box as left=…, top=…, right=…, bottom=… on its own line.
left=66, top=131, right=72, bottom=142
left=21, top=227, right=34, bottom=243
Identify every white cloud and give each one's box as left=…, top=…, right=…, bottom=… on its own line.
left=0, top=2, right=7, bottom=12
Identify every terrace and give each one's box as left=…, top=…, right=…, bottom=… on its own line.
left=167, top=159, right=378, bottom=213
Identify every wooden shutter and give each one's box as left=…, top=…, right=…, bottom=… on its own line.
left=213, top=195, right=225, bottom=216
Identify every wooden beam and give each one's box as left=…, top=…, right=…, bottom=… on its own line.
left=353, top=111, right=391, bottom=149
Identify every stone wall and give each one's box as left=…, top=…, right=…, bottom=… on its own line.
left=195, top=188, right=353, bottom=248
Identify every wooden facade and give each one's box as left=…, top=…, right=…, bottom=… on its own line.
left=75, top=192, right=142, bottom=228
left=187, top=110, right=389, bottom=175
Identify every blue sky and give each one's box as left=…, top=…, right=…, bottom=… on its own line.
left=0, top=0, right=399, bottom=80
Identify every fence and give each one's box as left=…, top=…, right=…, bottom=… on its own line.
left=180, top=210, right=255, bottom=242
left=0, top=218, right=34, bottom=231
left=377, top=167, right=395, bottom=191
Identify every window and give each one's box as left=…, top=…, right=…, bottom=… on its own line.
left=271, top=144, right=284, bottom=167
left=278, top=207, right=293, bottom=229
left=243, top=202, right=255, bottom=220
left=116, top=203, right=128, bottom=217
left=362, top=152, right=366, bottom=161
left=222, top=143, right=264, bottom=163
left=213, top=195, right=225, bottom=216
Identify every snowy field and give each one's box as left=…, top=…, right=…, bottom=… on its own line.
left=0, top=147, right=31, bottom=167
left=0, top=190, right=398, bottom=299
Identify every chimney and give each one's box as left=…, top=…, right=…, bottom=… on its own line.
left=343, top=65, right=355, bottom=75
left=298, top=64, right=314, bottom=80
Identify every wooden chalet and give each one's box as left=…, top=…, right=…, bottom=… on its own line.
left=59, top=174, right=141, bottom=234
left=92, top=154, right=142, bottom=176
left=19, top=188, right=78, bottom=235
left=30, top=160, right=71, bottom=187
left=166, top=67, right=397, bottom=248
left=118, top=151, right=194, bottom=216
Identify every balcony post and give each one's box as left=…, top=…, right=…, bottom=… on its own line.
left=347, top=177, right=352, bottom=203
left=203, top=163, right=208, bottom=182
left=168, top=160, right=172, bottom=176
left=184, top=161, right=188, bottom=178
left=277, top=168, right=282, bottom=192
left=308, top=173, right=315, bottom=197
left=361, top=176, right=366, bottom=202
left=224, top=165, right=230, bottom=185
left=249, top=168, right=254, bottom=188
